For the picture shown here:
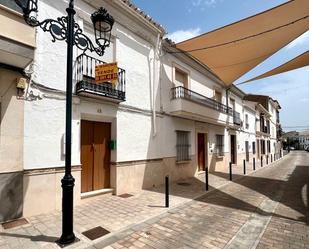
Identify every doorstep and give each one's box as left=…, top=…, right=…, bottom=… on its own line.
left=81, top=188, right=114, bottom=200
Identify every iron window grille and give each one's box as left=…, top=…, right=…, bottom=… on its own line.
left=216, top=134, right=224, bottom=156
left=176, top=131, right=191, bottom=162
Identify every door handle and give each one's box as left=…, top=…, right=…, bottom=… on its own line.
left=92, top=143, right=95, bottom=152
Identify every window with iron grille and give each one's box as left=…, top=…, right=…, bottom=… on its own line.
left=176, top=131, right=190, bottom=162
left=216, top=134, right=224, bottom=156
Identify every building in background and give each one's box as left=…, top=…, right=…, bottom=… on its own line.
left=244, top=95, right=282, bottom=161
left=282, top=131, right=309, bottom=150
left=298, top=131, right=309, bottom=150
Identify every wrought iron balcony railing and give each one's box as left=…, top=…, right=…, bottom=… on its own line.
left=75, top=54, right=126, bottom=101
left=171, top=86, right=233, bottom=115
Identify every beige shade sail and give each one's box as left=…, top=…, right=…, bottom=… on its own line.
left=239, top=50, right=309, bottom=84
left=176, top=0, right=309, bottom=85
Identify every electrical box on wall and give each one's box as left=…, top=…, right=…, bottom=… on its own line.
left=109, top=140, right=117, bottom=150
left=16, top=77, right=27, bottom=90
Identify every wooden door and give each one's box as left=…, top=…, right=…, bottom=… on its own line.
left=81, top=121, right=94, bottom=193
left=230, top=135, right=236, bottom=164
left=81, top=121, right=111, bottom=193
left=198, top=133, right=205, bottom=171
left=93, top=122, right=110, bottom=190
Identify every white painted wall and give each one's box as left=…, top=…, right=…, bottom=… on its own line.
left=24, top=0, right=161, bottom=169
left=0, top=69, right=24, bottom=173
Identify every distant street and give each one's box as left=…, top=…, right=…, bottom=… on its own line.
left=96, top=151, right=309, bottom=249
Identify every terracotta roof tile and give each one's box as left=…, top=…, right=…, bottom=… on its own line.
left=120, top=0, right=165, bottom=33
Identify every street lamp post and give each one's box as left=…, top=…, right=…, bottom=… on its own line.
left=15, top=0, right=114, bottom=246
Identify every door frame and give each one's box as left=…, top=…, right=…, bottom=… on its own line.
left=80, top=114, right=115, bottom=194
left=196, top=132, right=208, bottom=172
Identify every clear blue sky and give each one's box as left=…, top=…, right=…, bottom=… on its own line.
left=132, top=0, right=309, bottom=132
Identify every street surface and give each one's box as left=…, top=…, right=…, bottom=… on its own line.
left=96, top=151, right=309, bottom=249
left=0, top=151, right=308, bottom=249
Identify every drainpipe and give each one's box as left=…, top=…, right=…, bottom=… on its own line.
left=152, top=34, right=161, bottom=136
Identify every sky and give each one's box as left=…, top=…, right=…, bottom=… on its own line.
left=131, top=0, right=309, bottom=132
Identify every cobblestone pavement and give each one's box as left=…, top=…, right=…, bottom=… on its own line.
left=0, top=153, right=294, bottom=249
left=94, top=151, right=309, bottom=249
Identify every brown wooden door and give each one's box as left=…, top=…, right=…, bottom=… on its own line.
left=198, top=133, right=205, bottom=171
left=93, top=122, right=110, bottom=190
left=81, top=121, right=111, bottom=193
left=231, top=135, right=236, bottom=164
left=81, top=121, right=94, bottom=193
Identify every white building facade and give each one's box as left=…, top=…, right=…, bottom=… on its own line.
left=0, top=0, right=283, bottom=222
left=298, top=131, right=309, bottom=150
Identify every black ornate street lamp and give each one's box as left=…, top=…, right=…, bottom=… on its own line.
left=15, top=0, right=114, bottom=246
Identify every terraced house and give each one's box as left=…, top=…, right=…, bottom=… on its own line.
left=0, top=0, right=283, bottom=223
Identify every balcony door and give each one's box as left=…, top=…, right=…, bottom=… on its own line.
left=175, top=67, right=188, bottom=89
left=198, top=133, right=207, bottom=171
left=81, top=120, right=111, bottom=193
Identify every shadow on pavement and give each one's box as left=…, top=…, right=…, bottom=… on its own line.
left=0, top=232, right=58, bottom=242
left=146, top=152, right=309, bottom=225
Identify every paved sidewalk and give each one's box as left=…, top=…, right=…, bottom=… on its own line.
left=94, top=151, right=307, bottom=249
left=0, top=154, right=285, bottom=249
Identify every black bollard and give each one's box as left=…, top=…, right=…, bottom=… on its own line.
left=229, top=162, right=232, bottom=181
left=261, top=156, right=263, bottom=167
left=253, top=157, right=256, bottom=171
left=165, top=176, right=169, bottom=208
left=243, top=160, right=246, bottom=175
left=205, top=167, right=209, bottom=191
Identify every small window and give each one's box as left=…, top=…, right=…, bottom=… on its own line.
left=216, top=135, right=224, bottom=156
left=245, top=114, right=249, bottom=129
left=267, top=140, right=271, bottom=153
left=175, top=68, right=188, bottom=88
left=176, top=131, right=190, bottom=162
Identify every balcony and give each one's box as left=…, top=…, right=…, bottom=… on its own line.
left=75, top=54, right=126, bottom=102
left=168, top=86, right=234, bottom=125
left=0, top=6, right=35, bottom=68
